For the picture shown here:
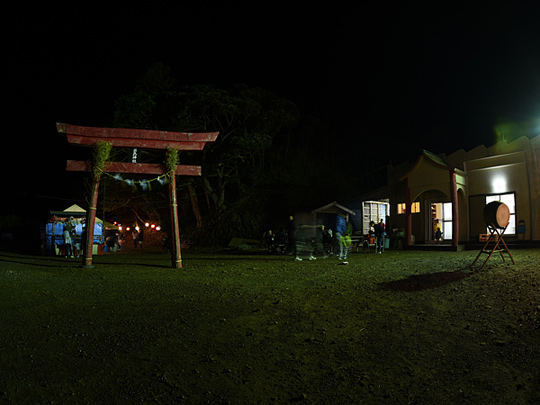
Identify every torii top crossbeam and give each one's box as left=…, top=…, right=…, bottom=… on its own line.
left=57, top=122, right=219, bottom=150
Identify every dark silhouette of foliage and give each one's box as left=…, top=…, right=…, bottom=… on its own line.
left=111, top=63, right=301, bottom=242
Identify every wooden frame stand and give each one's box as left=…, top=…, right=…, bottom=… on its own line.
left=471, top=224, right=515, bottom=270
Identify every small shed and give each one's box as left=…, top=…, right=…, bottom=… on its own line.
left=357, top=200, right=390, bottom=235
left=311, top=201, right=356, bottom=231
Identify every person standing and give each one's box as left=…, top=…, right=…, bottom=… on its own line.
left=132, top=229, right=139, bottom=249
left=116, top=232, right=124, bottom=251
left=288, top=215, right=300, bottom=260
left=63, top=221, right=73, bottom=258
left=335, top=214, right=347, bottom=260
left=105, top=233, right=116, bottom=253
left=313, top=225, right=326, bottom=258
left=275, top=227, right=288, bottom=254
left=342, top=220, right=353, bottom=260
left=371, top=220, right=386, bottom=254
left=138, top=227, right=144, bottom=249
left=263, top=229, right=276, bottom=253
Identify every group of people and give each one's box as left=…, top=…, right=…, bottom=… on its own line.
left=62, top=217, right=126, bottom=256
left=104, top=231, right=124, bottom=253
left=59, top=218, right=146, bottom=257
left=264, top=215, right=387, bottom=263
left=105, top=228, right=145, bottom=251
left=370, top=219, right=386, bottom=254
left=262, top=228, right=289, bottom=254
left=262, top=222, right=333, bottom=260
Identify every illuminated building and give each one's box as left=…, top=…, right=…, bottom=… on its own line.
left=387, top=134, right=540, bottom=247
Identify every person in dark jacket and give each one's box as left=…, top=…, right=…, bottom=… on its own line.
left=288, top=215, right=300, bottom=260
left=371, top=220, right=386, bottom=254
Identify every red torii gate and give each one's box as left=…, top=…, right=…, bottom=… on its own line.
left=57, top=123, right=219, bottom=268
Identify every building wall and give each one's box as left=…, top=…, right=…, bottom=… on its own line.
left=465, top=152, right=530, bottom=239
left=463, top=135, right=540, bottom=241
left=387, top=162, right=411, bottom=234
left=387, top=135, right=540, bottom=243
left=407, top=158, right=452, bottom=201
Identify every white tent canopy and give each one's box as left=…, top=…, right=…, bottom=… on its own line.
left=63, top=204, right=86, bottom=214
left=51, top=204, right=103, bottom=224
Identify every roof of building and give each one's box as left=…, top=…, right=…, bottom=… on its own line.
left=311, top=201, right=356, bottom=216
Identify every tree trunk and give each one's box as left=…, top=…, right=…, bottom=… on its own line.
left=188, top=181, right=202, bottom=229
left=203, top=177, right=220, bottom=211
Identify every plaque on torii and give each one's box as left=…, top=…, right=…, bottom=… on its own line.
left=57, top=123, right=219, bottom=269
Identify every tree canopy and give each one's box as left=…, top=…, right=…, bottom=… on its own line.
left=109, top=63, right=359, bottom=244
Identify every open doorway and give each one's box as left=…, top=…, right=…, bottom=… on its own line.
left=431, top=202, right=452, bottom=242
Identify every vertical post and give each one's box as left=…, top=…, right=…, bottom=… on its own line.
left=169, top=173, right=182, bottom=268
left=82, top=141, right=111, bottom=269
left=83, top=175, right=100, bottom=268
left=450, top=170, right=459, bottom=247
left=405, top=177, right=413, bottom=246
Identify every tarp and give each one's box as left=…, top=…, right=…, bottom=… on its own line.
left=103, top=221, right=119, bottom=230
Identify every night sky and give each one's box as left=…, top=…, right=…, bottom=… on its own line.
left=3, top=2, right=540, bottom=209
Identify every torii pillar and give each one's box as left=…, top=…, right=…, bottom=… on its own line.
left=57, top=123, right=218, bottom=268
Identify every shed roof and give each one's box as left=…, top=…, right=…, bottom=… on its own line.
left=311, top=201, right=356, bottom=216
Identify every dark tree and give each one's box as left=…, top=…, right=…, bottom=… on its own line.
left=112, top=64, right=299, bottom=242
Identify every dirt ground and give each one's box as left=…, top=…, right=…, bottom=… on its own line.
left=0, top=246, right=539, bottom=404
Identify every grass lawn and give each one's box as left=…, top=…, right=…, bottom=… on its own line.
left=1, top=247, right=539, bottom=404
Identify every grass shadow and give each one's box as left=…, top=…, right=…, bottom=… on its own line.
left=0, top=251, right=83, bottom=268
left=380, top=270, right=470, bottom=292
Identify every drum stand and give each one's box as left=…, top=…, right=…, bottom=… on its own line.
left=471, top=223, right=515, bottom=270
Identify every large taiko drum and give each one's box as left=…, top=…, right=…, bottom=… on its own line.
left=483, top=201, right=510, bottom=229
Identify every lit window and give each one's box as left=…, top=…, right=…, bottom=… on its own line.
left=397, top=202, right=420, bottom=214
left=486, top=193, right=516, bottom=234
